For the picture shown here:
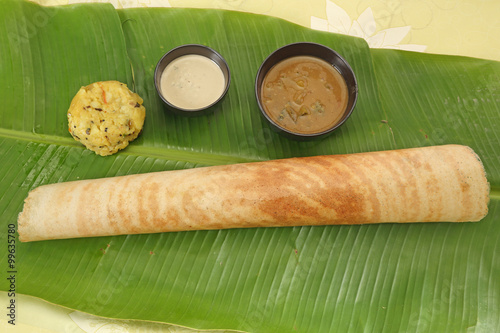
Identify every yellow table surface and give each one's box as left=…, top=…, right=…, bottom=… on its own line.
left=2, top=0, right=499, bottom=332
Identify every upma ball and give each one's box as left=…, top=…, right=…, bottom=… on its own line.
left=67, top=81, right=146, bottom=156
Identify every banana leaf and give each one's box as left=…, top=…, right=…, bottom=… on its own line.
left=1, top=0, right=499, bottom=331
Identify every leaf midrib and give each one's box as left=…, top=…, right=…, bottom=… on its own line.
left=0, top=127, right=263, bottom=166
left=2, top=127, right=499, bottom=200
left=490, top=186, right=500, bottom=200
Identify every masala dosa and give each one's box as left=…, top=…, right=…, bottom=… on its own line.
left=17, top=145, right=490, bottom=242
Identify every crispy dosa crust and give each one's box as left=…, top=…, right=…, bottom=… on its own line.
left=17, top=145, right=490, bottom=242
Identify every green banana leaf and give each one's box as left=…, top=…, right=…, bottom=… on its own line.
left=1, top=0, right=499, bottom=331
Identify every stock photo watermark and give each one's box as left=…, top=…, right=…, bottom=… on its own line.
left=6, top=224, right=16, bottom=326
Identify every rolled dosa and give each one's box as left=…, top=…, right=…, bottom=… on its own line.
left=17, top=144, right=489, bottom=242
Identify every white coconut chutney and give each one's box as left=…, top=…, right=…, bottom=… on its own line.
left=160, top=54, right=226, bottom=110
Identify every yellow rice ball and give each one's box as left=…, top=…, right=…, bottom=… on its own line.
left=67, top=81, right=146, bottom=156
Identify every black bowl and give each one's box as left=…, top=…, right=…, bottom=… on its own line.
left=255, top=42, right=358, bottom=140
left=154, top=44, right=231, bottom=116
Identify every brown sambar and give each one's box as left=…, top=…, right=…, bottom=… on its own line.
left=261, top=55, right=348, bottom=134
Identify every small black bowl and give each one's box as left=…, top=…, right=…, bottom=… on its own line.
left=154, top=44, right=231, bottom=116
left=255, top=42, right=358, bottom=140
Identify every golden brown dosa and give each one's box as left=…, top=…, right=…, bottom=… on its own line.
left=17, top=145, right=490, bottom=242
